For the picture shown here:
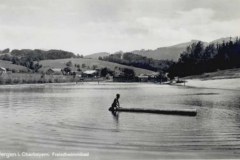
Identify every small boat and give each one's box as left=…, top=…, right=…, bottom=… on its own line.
left=110, top=107, right=197, bottom=116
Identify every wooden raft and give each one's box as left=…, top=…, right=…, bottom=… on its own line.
left=112, top=107, right=197, bottom=116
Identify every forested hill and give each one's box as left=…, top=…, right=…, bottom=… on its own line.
left=131, top=40, right=207, bottom=61
left=168, top=37, right=240, bottom=78
left=123, top=37, right=238, bottom=61
left=101, top=52, right=174, bottom=72
left=0, top=49, right=80, bottom=72
left=100, top=37, right=240, bottom=77
left=7, top=49, right=77, bottom=60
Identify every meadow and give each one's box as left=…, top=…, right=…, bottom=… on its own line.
left=0, top=73, right=76, bottom=85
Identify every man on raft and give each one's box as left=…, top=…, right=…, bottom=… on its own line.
left=109, top=94, right=120, bottom=112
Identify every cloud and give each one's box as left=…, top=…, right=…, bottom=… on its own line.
left=178, top=0, right=240, bottom=20
left=0, top=0, right=239, bottom=54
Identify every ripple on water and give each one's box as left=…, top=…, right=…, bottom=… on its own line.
left=0, top=83, right=240, bottom=158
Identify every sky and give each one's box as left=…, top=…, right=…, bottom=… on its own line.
left=0, top=0, right=240, bottom=55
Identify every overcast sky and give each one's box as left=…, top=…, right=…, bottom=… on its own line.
left=0, top=0, right=239, bottom=55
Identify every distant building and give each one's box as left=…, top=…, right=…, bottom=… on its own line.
left=46, top=68, right=63, bottom=75
left=82, top=70, right=98, bottom=78
left=0, top=67, right=6, bottom=75
left=138, top=74, right=149, bottom=82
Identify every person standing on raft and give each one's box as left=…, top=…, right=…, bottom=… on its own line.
left=109, top=94, right=120, bottom=111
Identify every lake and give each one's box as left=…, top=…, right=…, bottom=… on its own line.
left=0, top=82, right=240, bottom=159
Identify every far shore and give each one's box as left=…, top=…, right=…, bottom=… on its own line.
left=1, top=68, right=240, bottom=91
left=183, top=78, right=240, bottom=90
left=179, top=68, right=240, bottom=90
left=1, top=75, right=240, bottom=91
left=0, top=72, right=146, bottom=85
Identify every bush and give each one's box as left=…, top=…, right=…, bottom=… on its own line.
left=5, top=78, right=13, bottom=84
left=13, top=79, right=21, bottom=84
left=0, top=78, right=5, bottom=84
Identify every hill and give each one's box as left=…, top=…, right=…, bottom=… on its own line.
left=101, top=52, right=173, bottom=72
left=39, top=58, right=156, bottom=75
left=85, top=52, right=110, bottom=59
left=84, top=37, right=237, bottom=62
left=131, top=37, right=238, bottom=61
left=210, top=36, right=238, bottom=45
left=131, top=40, right=207, bottom=61
left=10, top=49, right=76, bottom=60
left=171, top=40, right=208, bottom=48
left=83, top=40, right=208, bottom=61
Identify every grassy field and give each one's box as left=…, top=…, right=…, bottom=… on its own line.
left=0, top=58, right=156, bottom=75
left=39, top=58, right=156, bottom=75
left=0, top=73, right=77, bottom=85
left=0, top=60, right=28, bottom=72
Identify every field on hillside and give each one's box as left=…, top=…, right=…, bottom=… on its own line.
left=0, top=60, right=28, bottom=72
left=0, top=58, right=156, bottom=85
left=0, top=73, right=77, bottom=85
left=39, top=58, right=155, bottom=75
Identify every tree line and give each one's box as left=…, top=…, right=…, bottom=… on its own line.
left=0, top=49, right=79, bottom=72
left=100, top=52, right=174, bottom=72
left=168, top=37, right=240, bottom=78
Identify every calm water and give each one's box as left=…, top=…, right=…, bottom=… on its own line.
left=0, top=82, right=240, bottom=159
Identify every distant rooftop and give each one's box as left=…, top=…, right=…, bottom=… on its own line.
left=83, top=70, right=97, bottom=74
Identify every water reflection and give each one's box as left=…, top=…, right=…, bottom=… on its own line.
left=111, top=111, right=119, bottom=131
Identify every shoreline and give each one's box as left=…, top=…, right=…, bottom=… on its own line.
left=1, top=71, right=240, bottom=91
left=0, top=80, right=159, bottom=88
left=1, top=76, right=240, bottom=91
left=182, top=78, right=240, bottom=91
left=0, top=72, right=160, bottom=86
left=174, top=68, right=240, bottom=90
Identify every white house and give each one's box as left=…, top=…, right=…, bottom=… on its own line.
left=138, top=74, right=149, bottom=82
left=82, top=70, right=98, bottom=77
